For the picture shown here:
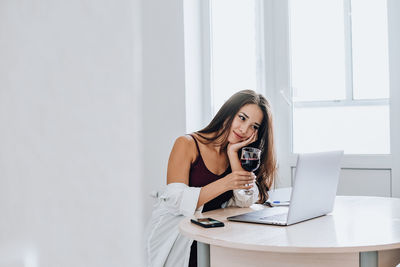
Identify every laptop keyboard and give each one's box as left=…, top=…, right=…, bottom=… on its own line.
left=260, top=213, right=288, bottom=223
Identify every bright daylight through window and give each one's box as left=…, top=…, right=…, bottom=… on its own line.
left=210, top=0, right=259, bottom=115
left=290, top=0, right=390, bottom=154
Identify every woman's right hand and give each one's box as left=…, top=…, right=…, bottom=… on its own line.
left=223, top=171, right=255, bottom=191
left=227, top=130, right=258, bottom=156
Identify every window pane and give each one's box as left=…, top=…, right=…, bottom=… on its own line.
left=351, top=0, right=390, bottom=100
left=210, top=0, right=257, bottom=114
left=290, top=0, right=346, bottom=101
left=293, top=105, right=390, bottom=154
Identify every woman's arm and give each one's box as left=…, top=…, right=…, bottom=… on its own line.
left=196, top=172, right=254, bottom=209
left=167, top=136, right=254, bottom=209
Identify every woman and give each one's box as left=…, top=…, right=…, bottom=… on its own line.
left=146, top=90, right=277, bottom=267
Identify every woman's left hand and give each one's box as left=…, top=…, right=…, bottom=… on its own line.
left=227, top=130, right=257, bottom=155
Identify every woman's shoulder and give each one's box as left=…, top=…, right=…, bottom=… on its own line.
left=172, top=134, right=198, bottom=154
left=169, top=134, right=199, bottom=165
left=174, top=134, right=196, bottom=146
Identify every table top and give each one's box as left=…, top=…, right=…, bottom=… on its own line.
left=179, top=196, right=400, bottom=253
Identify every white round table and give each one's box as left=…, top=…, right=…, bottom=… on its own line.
left=179, top=196, right=400, bottom=267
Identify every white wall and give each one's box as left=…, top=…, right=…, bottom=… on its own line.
left=0, top=1, right=143, bottom=266
left=141, top=0, right=187, bottom=219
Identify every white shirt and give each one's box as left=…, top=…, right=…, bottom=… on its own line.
left=146, top=183, right=259, bottom=267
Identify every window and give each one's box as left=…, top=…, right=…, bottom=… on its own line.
left=196, top=0, right=400, bottom=196
left=209, top=0, right=261, bottom=115
left=290, top=0, right=390, bottom=154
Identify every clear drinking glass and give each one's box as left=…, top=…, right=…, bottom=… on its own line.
left=239, top=147, right=261, bottom=195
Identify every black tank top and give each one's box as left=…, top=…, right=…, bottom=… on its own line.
left=188, top=134, right=233, bottom=267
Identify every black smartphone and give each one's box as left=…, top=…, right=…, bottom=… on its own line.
left=190, top=218, right=225, bottom=228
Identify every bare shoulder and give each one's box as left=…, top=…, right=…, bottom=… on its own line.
left=167, top=135, right=197, bottom=184
left=170, top=135, right=197, bottom=160
left=175, top=135, right=195, bottom=145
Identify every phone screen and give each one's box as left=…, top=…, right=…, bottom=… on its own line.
left=191, top=217, right=224, bottom=228
left=198, top=218, right=220, bottom=224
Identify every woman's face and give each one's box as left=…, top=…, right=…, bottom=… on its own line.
left=227, top=104, right=264, bottom=144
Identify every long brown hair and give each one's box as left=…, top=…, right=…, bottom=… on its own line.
left=196, top=90, right=277, bottom=203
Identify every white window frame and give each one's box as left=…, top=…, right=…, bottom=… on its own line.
left=194, top=0, right=400, bottom=197
left=263, top=0, right=400, bottom=196
left=291, top=0, right=389, bottom=114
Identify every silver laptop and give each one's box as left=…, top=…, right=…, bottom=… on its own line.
left=227, top=151, right=344, bottom=226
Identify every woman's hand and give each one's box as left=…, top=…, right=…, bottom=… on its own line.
left=227, top=130, right=258, bottom=155
left=223, top=171, right=256, bottom=191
